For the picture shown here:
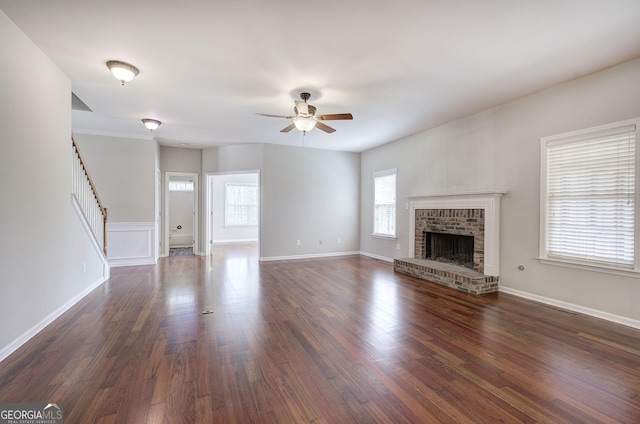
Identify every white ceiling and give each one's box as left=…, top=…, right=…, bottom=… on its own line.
left=2, top=1, right=640, bottom=152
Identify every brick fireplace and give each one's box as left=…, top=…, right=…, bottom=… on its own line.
left=394, top=192, right=504, bottom=295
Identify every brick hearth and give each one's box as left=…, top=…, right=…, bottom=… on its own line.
left=394, top=258, right=499, bottom=295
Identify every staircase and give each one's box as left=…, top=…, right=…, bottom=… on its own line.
left=72, top=137, right=108, bottom=256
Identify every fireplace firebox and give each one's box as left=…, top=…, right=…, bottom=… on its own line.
left=425, top=232, right=474, bottom=269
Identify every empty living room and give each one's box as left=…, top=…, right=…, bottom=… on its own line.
left=1, top=1, right=640, bottom=423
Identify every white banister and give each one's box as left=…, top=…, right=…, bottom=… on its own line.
left=72, top=138, right=108, bottom=256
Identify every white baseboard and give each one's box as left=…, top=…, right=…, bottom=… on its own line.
left=260, top=251, right=360, bottom=262
left=0, top=276, right=106, bottom=363
left=359, top=251, right=394, bottom=263
left=213, top=239, right=258, bottom=244
left=500, top=286, right=640, bottom=330
left=109, top=257, right=158, bottom=267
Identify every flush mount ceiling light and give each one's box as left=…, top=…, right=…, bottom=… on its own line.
left=106, top=60, right=139, bottom=85
left=141, top=119, right=161, bottom=132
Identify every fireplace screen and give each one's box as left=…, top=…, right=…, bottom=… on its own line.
left=425, top=232, right=474, bottom=269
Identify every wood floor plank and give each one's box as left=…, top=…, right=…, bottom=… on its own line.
left=1, top=243, right=639, bottom=423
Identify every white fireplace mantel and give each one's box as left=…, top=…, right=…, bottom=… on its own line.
left=407, top=191, right=505, bottom=277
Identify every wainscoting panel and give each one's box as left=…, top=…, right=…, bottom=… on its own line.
left=107, top=222, right=157, bottom=267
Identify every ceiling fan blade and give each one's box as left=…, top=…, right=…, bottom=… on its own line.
left=280, top=123, right=296, bottom=132
left=256, top=113, right=294, bottom=119
left=315, top=121, right=336, bottom=133
left=294, top=100, right=309, bottom=116
left=318, top=113, right=353, bottom=121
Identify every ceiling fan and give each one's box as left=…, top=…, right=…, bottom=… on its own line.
left=256, top=92, right=353, bottom=134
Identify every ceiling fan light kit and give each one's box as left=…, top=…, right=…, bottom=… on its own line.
left=293, top=116, right=316, bottom=133
left=257, top=92, right=353, bottom=135
left=106, top=60, right=140, bottom=85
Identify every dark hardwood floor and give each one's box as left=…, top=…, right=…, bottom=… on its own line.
left=1, top=243, right=639, bottom=423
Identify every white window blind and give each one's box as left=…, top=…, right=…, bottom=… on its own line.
left=544, top=123, right=636, bottom=269
left=168, top=181, right=194, bottom=191
left=225, top=184, right=258, bottom=226
left=374, top=169, right=397, bottom=237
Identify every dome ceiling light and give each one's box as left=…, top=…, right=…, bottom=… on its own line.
left=141, top=119, right=161, bottom=132
left=106, top=60, right=139, bottom=85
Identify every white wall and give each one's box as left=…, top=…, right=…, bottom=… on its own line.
left=361, top=58, right=640, bottom=323
left=261, top=144, right=361, bottom=258
left=74, top=134, right=157, bottom=222
left=202, top=144, right=264, bottom=173
left=161, top=146, right=202, bottom=253
left=0, top=11, right=106, bottom=359
left=203, top=143, right=360, bottom=259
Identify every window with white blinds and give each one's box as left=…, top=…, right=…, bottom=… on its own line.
left=168, top=181, right=194, bottom=191
left=373, top=169, right=397, bottom=237
left=225, top=183, right=258, bottom=226
left=541, top=120, right=638, bottom=271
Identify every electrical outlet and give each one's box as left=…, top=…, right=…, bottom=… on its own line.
left=82, top=262, right=86, bottom=273
left=337, top=238, right=341, bottom=244
left=296, top=240, right=301, bottom=246
left=397, top=243, right=401, bottom=250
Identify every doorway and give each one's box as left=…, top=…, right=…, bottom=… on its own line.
left=165, top=172, right=199, bottom=256
left=205, top=171, right=260, bottom=256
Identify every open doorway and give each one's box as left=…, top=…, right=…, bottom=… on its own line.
left=165, top=172, right=198, bottom=256
left=205, top=171, right=259, bottom=256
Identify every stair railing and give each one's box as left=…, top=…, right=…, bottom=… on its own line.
left=72, top=137, right=108, bottom=256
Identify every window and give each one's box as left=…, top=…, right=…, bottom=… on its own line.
left=225, top=183, right=258, bottom=226
left=373, top=169, right=397, bottom=237
left=168, top=181, right=194, bottom=192
left=540, top=119, right=638, bottom=273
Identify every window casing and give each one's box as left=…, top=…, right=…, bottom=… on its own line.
left=225, top=183, right=258, bottom=226
left=540, top=119, right=639, bottom=275
left=373, top=169, right=397, bottom=237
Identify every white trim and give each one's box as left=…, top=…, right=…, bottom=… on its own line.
left=0, top=275, right=106, bottom=362
left=500, top=286, right=640, bottom=330
left=155, top=168, right=161, bottom=262
left=538, top=257, right=640, bottom=278
left=373, top=168, right=397, bottom=238
left=407, top=191, right=505, bottom=276
left=359, top=251, right=394, bottom=263
left=72, top=127, right=155, bottom=141
left=213, top=239, right=259, bottom=244
left=107, top=222, right=157, bottom=267
left=260, top=251, right=360, bottom=262
left=371, top=234, right=397, bottom=240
